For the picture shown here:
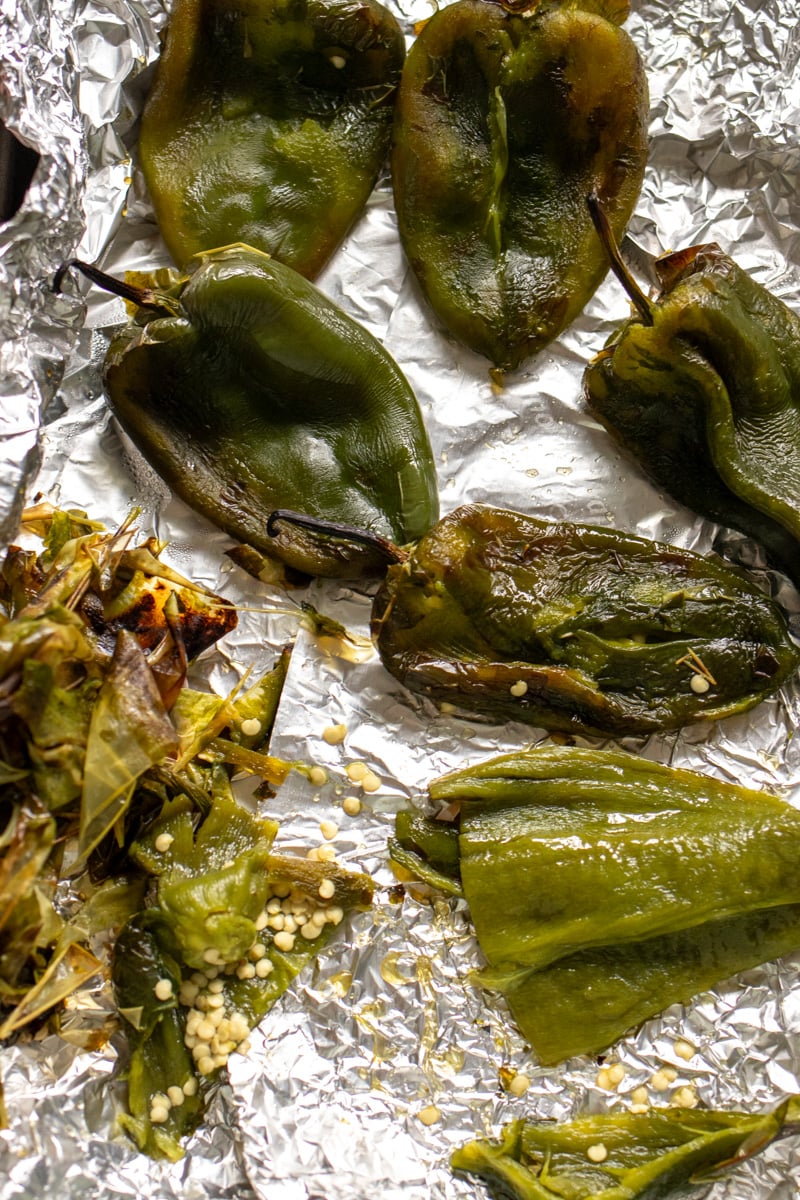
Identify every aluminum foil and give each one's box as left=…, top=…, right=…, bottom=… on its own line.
left=3, top=0, right=800, bottom=1196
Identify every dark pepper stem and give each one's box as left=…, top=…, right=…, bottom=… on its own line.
left=266, top=509, right=407, bottom=564
left=53, top=259, right=169, bottom=313
left=587, top=192, right=654, bottom=327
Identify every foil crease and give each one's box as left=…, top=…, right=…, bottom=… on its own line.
left=2, top=0, right=800, bottom=1197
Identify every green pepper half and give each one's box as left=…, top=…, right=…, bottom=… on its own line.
left=451, top=1103, right=800, bottom=1200
left=140, top=0, right=406, bottom=277
left=393, top=745, right=800, bottom=1063
left=57, top=247, right=439, bottom=578
left=392, top=0, right=649, bottom=369
left=584, top=206, right=800, bottom=586
left=371, top=504, right=799, bottom=737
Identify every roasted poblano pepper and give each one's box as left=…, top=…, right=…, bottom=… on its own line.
left=391, top=0, right=648, bottom=369
left=370, top=504, right=799, bottom=737
left=140, top=0, right=405, bottom=277
left=584, top=201, right=800, bottom=586
left=451, top=1103, right=800, bottom=1200
left=391, top=746, right=800, bottom=1063
left=56, top=248, right=438, bottom=578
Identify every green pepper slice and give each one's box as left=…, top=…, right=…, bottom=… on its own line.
left=139, top=0, right=406, bottom=276
left=584, top=214, right=800, bottom=586
left=371, top=504, right=799, bottom=737
left=391, top=0, right=648, bottom=369
left=58, top=247, right=439, bottom=578
left=451, top=1103, right=800, bottom=1200
left=393, top=746, right=800, bottom=1063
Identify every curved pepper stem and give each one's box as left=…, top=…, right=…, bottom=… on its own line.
left=266, top=510, right=407, bottom=566
left=587, top=191, right=654, bottom=326
left=53, top=259, right=176, bottom=315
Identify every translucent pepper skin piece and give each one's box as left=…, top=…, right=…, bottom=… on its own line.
left=584, top=242, right=800, bottom=586
left=102, top=245, right=439, bottom=578
left=451, top=1103, right=799, bottom=1200
left=391, top=0, right=648, bottom=369
left=394, top=746, right=800, bottom=1063
left=371, top=504, right=799, bottom=737
left=139, top=0, right=406, bottom=277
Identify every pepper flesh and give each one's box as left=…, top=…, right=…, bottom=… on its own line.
left=140, top=0, right=405, bottom=276
left=100, top=245, right=439, bottom=578
left=451, top=1103, right=800, bottom=1200
left=584, top=241, right=800, bottom=585
left=391, top=0, right=648, bottom=369
left=393, top=746, right=800, bottom=1063
left=371, top=504, right=799, bottom=737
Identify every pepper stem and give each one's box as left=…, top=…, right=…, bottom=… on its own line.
left=266, top=510, right=407, bottom=564
left=53, top=259, right=172, bottom=314
left=587, top=192, right=654, bottom=327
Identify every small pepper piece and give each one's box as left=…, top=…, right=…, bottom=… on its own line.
left=393, top=746, right=800, bottom=1063
left=584, top=203, right=800, bottom=585
left=451, top=1103, right=800, bottom=1200
left=391, top=0, right=648, bottom=369
left=371, top=504, right=799, bottom=737
left=57, top=247, right=439, bottom=578
left=139, top=0, right=406, bottom=277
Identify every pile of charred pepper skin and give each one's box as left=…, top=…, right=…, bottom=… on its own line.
left=35, top=0, right=800, bottom=1187
left=0, top=505, right=373, bottom=1159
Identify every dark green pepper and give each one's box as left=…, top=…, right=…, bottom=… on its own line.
left=140, top=0, right=406, bottom=276
left=56, top=247, right=439, bottom=578
left=370, top=503, right=799, bottom=737
left=393, top=745, right=800, bottom=1063
left=584, top=199, right=800, bottom=585
left=391, top=0, right=649, bottom=369
left=451, top=1103, right=800, bottom=1200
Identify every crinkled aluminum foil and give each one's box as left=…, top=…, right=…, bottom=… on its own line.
left=2, top=0, right=800, bottom=1196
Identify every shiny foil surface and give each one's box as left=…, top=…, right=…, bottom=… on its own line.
left=2, top=0, right=800, bottom=1197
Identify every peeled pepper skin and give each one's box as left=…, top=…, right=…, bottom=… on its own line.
left=396, top=746, right=800, bottom=1063
left=103, top=245, right=439, bottom=578
left=585, top=243, right=800, bottom=585
left=451, top=1103, right=799, bottom=1200
left=139, top=0, right=405, bottom=277
left=371, top=504, right=799, bottom=737
left=391, top=0, right=648, bottom=369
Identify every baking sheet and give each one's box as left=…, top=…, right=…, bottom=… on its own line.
left=2, top=0, right=800, bottom=1196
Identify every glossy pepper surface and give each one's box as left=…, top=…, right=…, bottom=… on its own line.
left=139, top=0, right=405, bottom=276
left=371, top=504, right=799, bottom=737
left=391, top=745, right=800, bottom=1063
left=63, top=246, right=438, bottom=578
left=391, top=0, right=648, bottom=369
left=451, top=1102, right=800, bottom=1200
left=584, top=226, right=800, bottom=585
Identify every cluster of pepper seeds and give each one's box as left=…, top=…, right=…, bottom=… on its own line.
left=146, top=868, right=346, bottom=1124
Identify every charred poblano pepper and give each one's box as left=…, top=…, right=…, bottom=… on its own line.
left=584, top=199, right=800, bottom=585
left=451, top=1103, right=800, bottom=1200
left=370, top=504, right=799, bottom=737
left=56, top=248, right=438, bottom=578
left=392, top=746, right=800, bottom=1063
left=391, top=0, right=648, bottom=369
left=139, top=0, right=406, bottom=277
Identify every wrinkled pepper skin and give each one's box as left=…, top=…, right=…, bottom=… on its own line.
left=391, top=0, right=648, bottom=369
left=394, top=746, right=800, bottom=1063
left=451, top=1103, right=799, bottom=1200
left=103, top=245, right=439, bottom=578
left=585, top=242, right=800, bottom=585
left=371, top=504, right=799, bottom=737
left=140, top=0, right=405, bottom=276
